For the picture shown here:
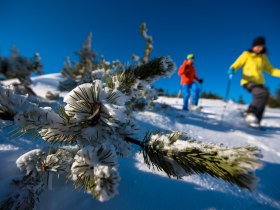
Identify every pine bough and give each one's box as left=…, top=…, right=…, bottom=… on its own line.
left=0, top=57, right=262, bottom=209
left=0, top=45, right=262, bottom=210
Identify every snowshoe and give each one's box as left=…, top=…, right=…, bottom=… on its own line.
left=244, top=113, right=266, bottom=130
left=245, top=113, right=258, bottom=124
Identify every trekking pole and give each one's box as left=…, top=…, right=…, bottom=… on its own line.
left=177, top=87, right=182, bottom=98
left=220, top=74, right=233, bottom=122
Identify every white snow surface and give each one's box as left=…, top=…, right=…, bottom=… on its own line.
left=1, top=73, right=280, bottom=210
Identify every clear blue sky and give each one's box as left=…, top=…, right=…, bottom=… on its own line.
left=1, top=0, right=280, bottom=103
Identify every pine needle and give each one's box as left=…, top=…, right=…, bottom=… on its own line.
left=137, top=132, right=262, bottom=191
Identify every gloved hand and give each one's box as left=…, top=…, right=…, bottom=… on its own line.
left=228, top=68, right=235, bottom=75
left=198, top=79, right=203, bottom=84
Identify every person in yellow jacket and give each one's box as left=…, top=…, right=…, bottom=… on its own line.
left=228, top=36, right=280, bottom=127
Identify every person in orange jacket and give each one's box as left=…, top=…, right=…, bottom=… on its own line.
left=178, top=54, right=203, bottom=111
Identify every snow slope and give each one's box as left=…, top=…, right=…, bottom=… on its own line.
left=1, top=74, right=280, bottom=210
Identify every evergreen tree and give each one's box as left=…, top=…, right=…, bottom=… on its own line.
left=58, top=32, right=107, bottom=91
left=155, top=87, right=165, bottom=96
left=201, top=91, right=222, bottom=100
left=267, top=87, right=280, bottom=108
left=0, top=46, right=43, bottom=95
left=0, top=25, right=263, bottom=209
left=267, top=94, right=280, bottom=108
left=277, top=86, right=280, bottom=101
left=237, top=95, right=246, bottom=104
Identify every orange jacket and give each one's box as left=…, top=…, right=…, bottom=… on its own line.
left=178, top=60, right=199, bottom=85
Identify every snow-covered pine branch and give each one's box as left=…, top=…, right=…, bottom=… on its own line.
left=133, top=56, right=176, bottom=82
left=0, top=171, right=46, bottom=210
left=0, top=78, right=132, bottom=206
left=107, top=56, right=176, bottom=110
left=0, top=146, right=78, bottom=210
left=71, top=144, right=120, bottom=202
left=0, top=73, right=263, bottom=208
left=1, top=78, right=134, bottom=151
left=0, top=23, right=263, bottom=209
left=126, top=131, right=262, bottom=191
left=0, top=85, right=62, bottom=131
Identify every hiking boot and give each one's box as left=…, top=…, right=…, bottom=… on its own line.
left=248, top=121, right=261, bottom=128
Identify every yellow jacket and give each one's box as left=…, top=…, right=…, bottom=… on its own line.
left=230, top=51, right=280, bottom=86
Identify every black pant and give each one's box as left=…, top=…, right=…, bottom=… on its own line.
left=243, top=82, right=269, bottom=122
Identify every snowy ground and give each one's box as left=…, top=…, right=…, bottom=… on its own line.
left=1, top=74, right=280, bottom=210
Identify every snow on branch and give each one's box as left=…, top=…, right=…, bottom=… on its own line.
left=0, top=85, right=62, bottom=130
left=0, top=23, right=263, bottom=209
left=71, top=144, right=120, bottom=202
left=0, top=71, right=263, bottom=208
left=133, top=56, right=176, bottom=82
left=126, top=131, right=262, bottom=191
